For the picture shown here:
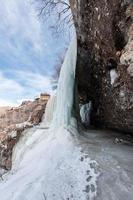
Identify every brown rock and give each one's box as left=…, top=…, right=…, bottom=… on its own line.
left=70, top=0, right=133, bottom=133
left=0, top=93, right=50, bottom=170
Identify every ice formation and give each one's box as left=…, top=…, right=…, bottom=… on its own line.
left=52, top=38, right=77, bottom=128
left=0, top=37, right=99, bottom=200
left=80, top=102, right=92, bottom=125
left=42, top=94, right=57, bottom=126
left=110, top=69, right=118, bottom=85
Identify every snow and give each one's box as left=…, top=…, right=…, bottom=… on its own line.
left=110, top=69, right=118, bottom=85
left=16, top=121, right=32, bottom=129
left=8, top=131, right=17, bottom=138
left=81, top=130, right=133, bottom=200
left=0, top=37, right=100, bottom=200
left=119, top=90, right=125, bottom=98
left=0, top=126, right=99, bottom=200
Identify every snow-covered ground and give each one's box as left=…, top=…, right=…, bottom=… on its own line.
left=80, top=129, right=133, bottom=200
left=0, top=125, right=133, bottom=200
left=0, top=124, right=100, bottom=200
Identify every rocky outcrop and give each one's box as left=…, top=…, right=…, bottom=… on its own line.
left=0, top=128, right=25, bottom=170
left=0, top=93, right=50, bottom=170
left=0, top=94, right=50, bottom=130
left=70, top=0, right=133, bottom=133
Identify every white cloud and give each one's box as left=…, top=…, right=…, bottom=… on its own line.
left=0, top=0, right=53, bottom=106
left=0, top=0, right=44, bottom=54
left=0, top=98, right=18, bottom=107
left=0, top=70, right=53, bottom=106
left=0, top=71, right=23, bottom=94
left=0, top=0, right=68, bottom=106
left=16, top=70, right=52, bottom=93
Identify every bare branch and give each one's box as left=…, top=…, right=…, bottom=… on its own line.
left=43, top=193, right=47, bottom=200
left=36, top=0, right=73, bottom=34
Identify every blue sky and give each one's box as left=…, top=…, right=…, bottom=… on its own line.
left=0, top=0, right=71, bottom=106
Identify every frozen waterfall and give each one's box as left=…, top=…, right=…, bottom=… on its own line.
left=0, top=37, right=99, bottom=200
left=52, top=37, right=77, bottom=128
left=42, top=95, right=57, bottom=126
left=41, top=37, right=77, bottom=129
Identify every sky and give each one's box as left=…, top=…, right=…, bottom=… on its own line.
left=0, top=0, right=71, bottom=106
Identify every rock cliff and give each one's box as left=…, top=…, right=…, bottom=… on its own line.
left=0, top=93, right=49, bottom=171
left=70, top=0, right=133, bottom=133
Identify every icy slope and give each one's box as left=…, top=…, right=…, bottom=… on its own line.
left=0, top=126, right=99, bottom=200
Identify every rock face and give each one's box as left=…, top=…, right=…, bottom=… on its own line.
left=0, top=94, right=50, bottom=130
left=0, top=93, right=50, bottom=170
left=0, top=128, right=24, bottom=171
left=70, top=0, right=133, bottom=133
